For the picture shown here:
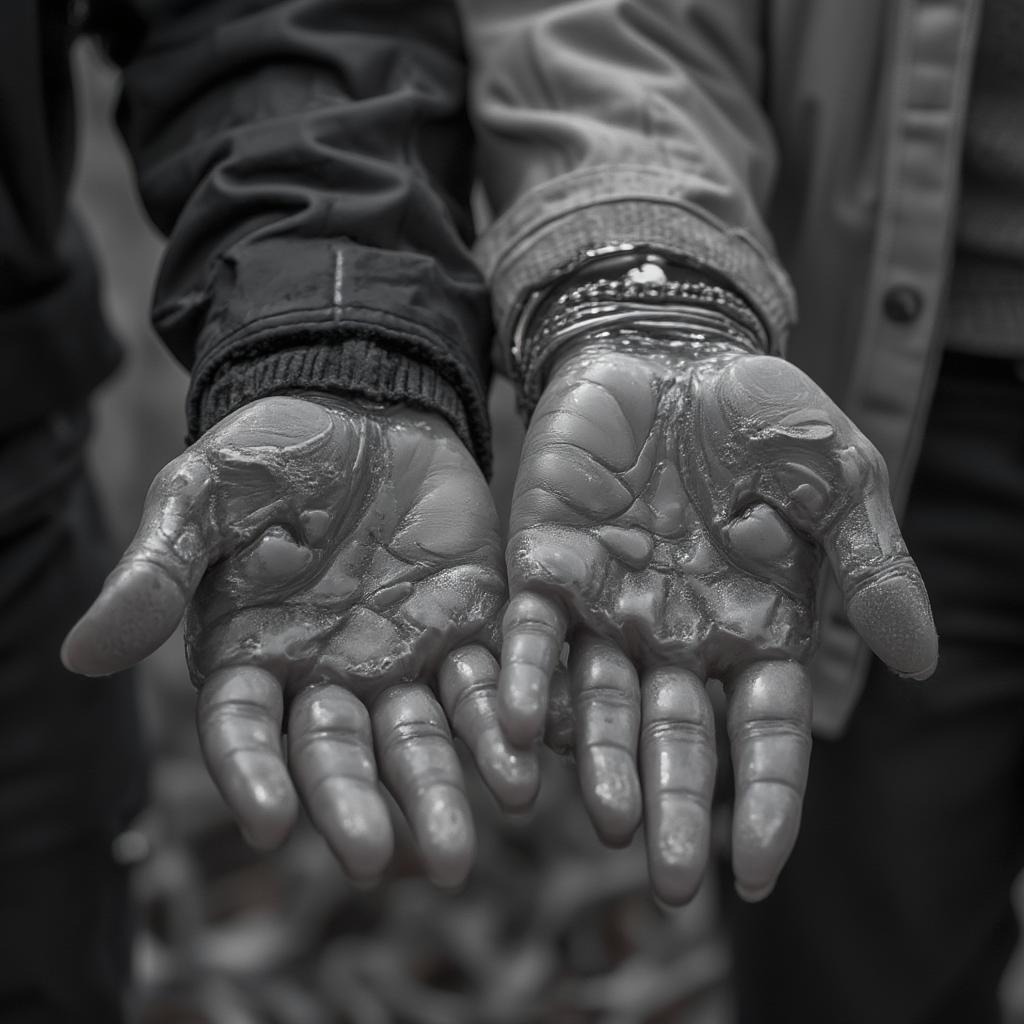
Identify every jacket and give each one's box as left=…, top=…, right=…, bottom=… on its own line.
left=1, top=0, right=492, bottom=468
left=463, top=0, right=983, bottom=735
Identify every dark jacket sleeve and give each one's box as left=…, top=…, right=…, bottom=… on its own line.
left=87, top=0, right=492, bottom=468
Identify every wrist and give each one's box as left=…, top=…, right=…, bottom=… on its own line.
left=286, top=390, right=464, bottom=441
left=544, top=335, right=752, bottom=394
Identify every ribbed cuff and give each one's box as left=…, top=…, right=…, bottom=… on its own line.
left=188, top=330, right=489, bottom=474
left=163, top=235, right=491, bottom=470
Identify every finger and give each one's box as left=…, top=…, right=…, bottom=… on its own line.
left=440, top=644, right=540, bottom=811
left=726, top=659, right=812, bottom=902
left=717, top=358, right=937, bottom=679
left=821, top=478, right=937, bottom=680
left=639, top=666, right=716, bottom=905
left=498, top=591, right=569, bottom=747
left=372, top=683, right=475, bottom=888
left=288, top=685, right=393, bottom=882
left=570, top=630, right=642, bottom=846
left=62, top=455, right=215, bottom=676
left=197, top=665, right=298, bottom=850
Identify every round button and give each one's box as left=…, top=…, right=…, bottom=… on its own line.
left=883, top=285, right=923, bottom=324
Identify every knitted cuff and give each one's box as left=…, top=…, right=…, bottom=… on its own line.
left=188, top=331, right=489, bottom=474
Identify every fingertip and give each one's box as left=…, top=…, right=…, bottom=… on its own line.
left=326, top=830, right=391, bottom=884
left=372, top=684, right=476, bottom=890
left=846, top=573, right=938, bottom=679
left=61, top=614, right=124, bottom=678
left=479, top=741, right=541, bottom=811
left=653, top=872, right=704, bottom=907
left=647, top=799, right=709, bottom=906
left=731, top=783, right=802, bottom=903
left=62, top=563, right=187, bottom=676
left=418, top=797, right=476, bottom=889
left=735, top=879, right=776, bottom=903
left=903, top=657, right=938, bottom=682
left=580, top=749, right=642, bottom=847
left=60, top=623, right=99, bottom=676
left=61, top=601, right=121, bottom=677
left=316, top=785, right=395, bottom=883
left=236, top=777, right=300, bottom=851
left=438, top=647, right=543, bottom=810
left=497, top=590, right=567, bottom=747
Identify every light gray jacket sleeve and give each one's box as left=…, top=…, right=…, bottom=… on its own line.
left=460, top=0, right=797, bottom=353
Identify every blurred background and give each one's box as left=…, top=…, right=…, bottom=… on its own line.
left=70, top=37, right=1024, bottom=1024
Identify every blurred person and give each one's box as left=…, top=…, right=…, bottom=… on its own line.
left=459, top=0, right=1022, bottom=1021
left=6, top=1, right=539, bottom=1020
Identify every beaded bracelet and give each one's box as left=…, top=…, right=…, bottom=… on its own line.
left=510, top=246, right=769, bottom=407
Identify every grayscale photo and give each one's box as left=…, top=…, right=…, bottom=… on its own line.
left=1, top=1, right=1022, bottom=1021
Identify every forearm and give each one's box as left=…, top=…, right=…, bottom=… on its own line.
left=91, top=0, right=493, bottom=466
left=460, top=0, right=794, bottom=368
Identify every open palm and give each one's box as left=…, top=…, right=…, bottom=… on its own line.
left=64, top=395, right=537, bottom=885
left=501, top=344, right=937, bottom=902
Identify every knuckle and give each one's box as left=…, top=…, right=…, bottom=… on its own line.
left=292, top=687, right=369, bottom=738
left=640, top=717, right=709, bottom=746
left=502, top=591, right=567, bottom=638
left=642, top=669, right=711, bottom=725
left=151, top=456, right=210, bottom=501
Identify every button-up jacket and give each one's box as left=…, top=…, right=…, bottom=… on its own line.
left=466, top=0, right=982, bottom=734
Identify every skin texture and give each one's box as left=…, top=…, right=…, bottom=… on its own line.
left=63, top=394, right=538, bottom=887
left=500, top=341, right=938, bottom=903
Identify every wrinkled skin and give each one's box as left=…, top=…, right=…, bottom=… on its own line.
left=501, top=342, right=937, bottom=903
left=63, top=394, right=538, bottom=887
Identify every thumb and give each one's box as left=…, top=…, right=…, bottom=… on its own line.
left=62, top=455, right=215, bottom=676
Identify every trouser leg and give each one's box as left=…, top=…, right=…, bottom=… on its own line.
left=0, top=410, right=146, bottom=1023
left=729, top=357, right=1024, bottom=1024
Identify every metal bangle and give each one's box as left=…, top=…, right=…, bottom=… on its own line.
left=520, top=304, right=761, bottom=407
left=510, top=248, right=768, bottom=402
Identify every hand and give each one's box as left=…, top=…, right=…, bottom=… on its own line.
left=63, top=394, right=537, bottom=886
left=501, top=343, right=937, bottom=902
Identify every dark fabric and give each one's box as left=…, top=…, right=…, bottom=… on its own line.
left=947, top=0, right=1024, bottom=358
left=0, top=3, right=122, bottom=433
left=0, top=409, right=145, bottom=1023
left=1, top=1, right=491, bottom=465
left=198, top=334, right=475, bottom=449
left=95, top=0, right=494, bottom=467
left=727, top=353, right=1024, bottom=1024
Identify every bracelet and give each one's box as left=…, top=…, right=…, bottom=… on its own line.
left=528, top=301, right=761, bottom=401
left=510, top=246, right=768, bottom=407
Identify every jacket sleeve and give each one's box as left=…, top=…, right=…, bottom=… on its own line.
left=86, top=0, right=493, bottom=469
left=459, top=0, right=796, bottom=357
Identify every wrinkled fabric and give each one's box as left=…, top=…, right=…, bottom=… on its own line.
left=462, top=0, right=982, bottom=732
left=0, top=408, right=143, bottom=1022
left=729, top=353, right=1024, bottom=1024
left=1, top=0, right=493, bottom=467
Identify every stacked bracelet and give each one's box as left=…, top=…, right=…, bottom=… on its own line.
left=510, top=246, right=768, bottom=408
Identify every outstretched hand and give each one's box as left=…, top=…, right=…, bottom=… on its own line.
left=501, top=343, right=937, bottom=902
left=63, top=394, right=537, bottom=886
